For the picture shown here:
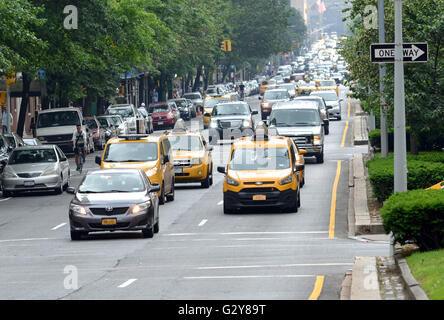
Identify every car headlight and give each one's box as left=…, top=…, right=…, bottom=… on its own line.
left=2, top=167, right=17, bottom=178
left=313, top=135, right=321, bottom=145
left=279, top=175, right=293, bottom=185
left=210, top=121, right=218, bottom=128
left=146, top=167, right=158, bottom=176
left=131, top=202, right=150, bottom=215
left=42, top=166, right=58, bottom=176
left=242, top=120, right=251, bottom=127
left=190, top=158, right=202, bottom=165
left=226, top=176, right=239, bottom=186
left=70, top=204, right=89, bottom=216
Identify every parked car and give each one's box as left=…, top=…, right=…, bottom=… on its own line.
left=148, top=102, right=178, bottom=130
left=84, top=116, right=106, bottom=150
left=1, top=145, right=71, bottom=196
left=67, top=169, right=160, bottom=240
left=138, top=107, right=154, bottom=133
left=96, top=116, right=118, bottom=141
left=168, top=98, right=193, bottom=120
left=310, top=90, right=343, bottom=120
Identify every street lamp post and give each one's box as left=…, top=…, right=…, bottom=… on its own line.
left=379, top=0, right=389, bottom=158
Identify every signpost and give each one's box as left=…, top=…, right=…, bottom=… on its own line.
left=370, top=42, right=428, bottom=63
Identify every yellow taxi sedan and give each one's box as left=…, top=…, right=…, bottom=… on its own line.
left=317, top=79, right=339, bottom=96
left=167, top=121, right=214, bottom=188
left=217, top=124, right=304, bottom=213
left=259, top=79, right=277, bottom=96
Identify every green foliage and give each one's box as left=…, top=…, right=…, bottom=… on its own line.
left=381, top=190, right=444, bottom=251
left=367, top=157, right=444, bottom=202
left=368, top=127, right=411, bottom=150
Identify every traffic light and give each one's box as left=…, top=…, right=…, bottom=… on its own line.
left=6, top=72, right=16, bottom=88
left=226, top=40, right=231, bottom=52
left=221, top=40, right=227, bottom=52
left=0, top=91, right=6, bottom=106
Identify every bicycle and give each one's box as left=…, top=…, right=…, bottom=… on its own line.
left=74, top=145, right=86, bottom=174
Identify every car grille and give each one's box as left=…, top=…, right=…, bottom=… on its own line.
left=219, top=120, right=242, bottom=129
left=89, top=207, right=129, bottom=216
left=241, top=187, right=277, bottom=193
left=284, top=135, right=313, bottom=148
left=174, top=160, right=191, bottom=167
left=175, top=173, right=190, bottom=177
left=243, top=181, right=275, bottom=186
left=17, top=172, right=42, bottom=178
left=44, top=134, right=72, bottom=142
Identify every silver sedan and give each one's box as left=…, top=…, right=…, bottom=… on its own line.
left=1, top=145, right=70, bottom=197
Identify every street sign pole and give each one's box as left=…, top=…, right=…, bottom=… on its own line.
left=378, top=0, right=388, bottom=158
left=6, top=87, right=11, bottom=133
left=394, top=0, right=407, bottom=193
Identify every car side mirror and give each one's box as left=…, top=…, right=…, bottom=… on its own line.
left=206, top=146, right=213, bottom=152
left=95, top=156, right=101, bottom=165
left=251, top=110, right=258, bottom=115
left=67, top=187, right=76, bottom=194
left=150, top=184, right=160, bottom=193
left=7, top=146, right=13, bottom=152
left=217, top=166, right=226, bottom=174
left=295, top=164, right=305, bottom=172
left=258, top=96, right=262, bottom=100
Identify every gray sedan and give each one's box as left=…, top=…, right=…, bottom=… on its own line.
left=1, top=145, right=70, bottom=196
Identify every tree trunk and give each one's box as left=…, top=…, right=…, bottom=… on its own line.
left=16, top=73, right=31, bottom=137
left=410, top=129, right=419, bottom=155
left=193, top=67, right=202, bottom=92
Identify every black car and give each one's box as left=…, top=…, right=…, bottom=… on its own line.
left=207, top=102, right=258, bottom=142
left=67, top=169, right=160, bottom=240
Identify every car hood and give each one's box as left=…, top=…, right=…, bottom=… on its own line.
left=211, top=115, right=250, bottom=121
left=36, top=125, right=77, bottom=136
left=102, top=161, right=158, bottom=171
left=152, top=111, right=170, bottom=117
left=228, top=169, right=292, bottom=182
left=273, top=126, right=322, bottom=136
left=325, top=101, right=339, bottom=107
left=7, top=162, right=57, bottom=174
left=263, top=98, right=288, bottom=104
left=172, top=150, right=205, bottom=160
left=74, top=191, right=148, bottom=205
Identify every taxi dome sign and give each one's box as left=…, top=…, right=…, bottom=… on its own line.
left=370, top=43, right=428, bottom=63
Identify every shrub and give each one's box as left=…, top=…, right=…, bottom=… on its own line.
left=367, top=158, right=444, bottom=202
left=381, top=190, right=444, bottom=251
left=368, top=127, right=411, bottom=151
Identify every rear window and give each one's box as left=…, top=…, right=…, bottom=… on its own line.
left=9, top=149, right=57, bottom=164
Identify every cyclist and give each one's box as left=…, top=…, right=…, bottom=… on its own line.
left=239, top=82, right=245, bottom=100
left=72, top=124, right=87, bottom=171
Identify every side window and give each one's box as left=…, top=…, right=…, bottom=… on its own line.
left=55, top=147, right=65, bottom=161
left=163, top=139, right=172, bottom=156
left=289, top=144, right=297, bottom=168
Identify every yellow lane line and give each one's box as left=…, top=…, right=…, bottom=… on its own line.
left=308, top=275, right=325, bottom=300
left=347, top=101, right=351, bottom=118
left=341, top=121, right=349, bottom=148
left=329, top=161, right=341, bottom=239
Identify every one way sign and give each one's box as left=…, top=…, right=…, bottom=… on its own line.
left=370, top=43, right=428, bottom=63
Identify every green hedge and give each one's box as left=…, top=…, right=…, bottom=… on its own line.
left=381, top=190, right=444, bottom=251
left=367, top=157, right=444, bottom=202
left=369, top=127, right=411, bottom=151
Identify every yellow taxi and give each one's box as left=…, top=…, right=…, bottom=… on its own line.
left=317, top=79, right=339, bottom=96
left=426, top=181, right=444, bottom=190
left=95, top=133, right=175, bottom=204
left=259, top=79, right=277, bottom=96
left=217, top=124, right=305, bottom=213
left=166, top=120, right=214, bottom=188
left=297, top=80, right=317, bottom=96
left=203, top=94, right=231, bottom=129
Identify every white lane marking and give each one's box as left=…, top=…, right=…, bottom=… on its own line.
left=217, top=201, right=223, bottom=205
left=196, top=262, right=354, bottom=270
left=163, top=231, right=328, bottom=236
left=118, top=279, right=137, bottom=288
left=0, top=197, right=12, bottom=202
left=51, top=223, right=67, bottom=230
left=184, top=275, right=316, bottom=280
left=198, top=219, right=208, bottom=227
left=0, top=238, right=58, bottom=243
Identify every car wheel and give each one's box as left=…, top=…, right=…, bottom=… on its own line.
left=316, top=151, right=324, bottom=164
left=325, top=126, right=329, bottom=135
left=154, top=220, right=159, bottom=233
left=337, top=115, right=342, bottom=120
left=3, top=189, right=11, bottom=198
left=201, top=166, right=211, bottom=188
left=159, top=183, right=166, bottom=205
left=54, top=177, right=64, bottom=194
left=70, top=230, right=86, bottom=241
left=287, top=192, right=298, bottom=213
left=297, top=190, right=301, bottom=208
left=64, top=172, right=70, bottom=190
left=209, top=165, right=213, bottom=186
left=142, top=223, right=154, bottom=238
left=166, top=179, right=175, bottom=202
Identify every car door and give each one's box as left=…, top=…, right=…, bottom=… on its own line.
left=159, top=140, right=170, bottom=193
left=55, top=146, right=69, bottom=183
left=289, top=143, right=300, bottom=187
left=162, top=138, right=174, bottom=192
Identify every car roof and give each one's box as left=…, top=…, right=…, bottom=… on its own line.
left=311, top=90, right=337, bottom=94
left=107, top=133, right=165, bottom=144
left=232, top=135, right=291, bottom=149
left=266, top=88, right=289, bottom=92
left=108, top=104, right=133, bottom=108
left=12, top=145, right=55, bottom=151
left=38, top=107, right=81, bottom=113
left=214, top=101, right=248, bottom=107
left=88, top=168, right=145, bottom=176
left=273, top=101, right=319, bottom=110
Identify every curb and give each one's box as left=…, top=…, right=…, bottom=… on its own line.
left=340, top=270, right=352, bottom=300
left=394, top=252, right=429, bottom=300
left=350, top=256, right=382, bottom=300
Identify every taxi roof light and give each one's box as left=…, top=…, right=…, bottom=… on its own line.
left=252, top=122, right=270, bottom=141
left=118, top=134, right=149, bottom=141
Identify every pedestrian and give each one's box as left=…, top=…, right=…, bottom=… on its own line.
left=153, top=89, right=159, bottom=103
left=1, top=106, right=13, bottom=134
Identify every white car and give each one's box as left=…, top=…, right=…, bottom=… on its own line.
left=105, top=104, right=146, bottom=134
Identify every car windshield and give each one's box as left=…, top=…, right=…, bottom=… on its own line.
left=229, top=147, right=290, bottom=170
left=4, top=136, right=15, bottom=147
left=320, top=80, right=336, bottom=86
left=212, top=104, right=250, bottom=116
left=172, top=100, right=187, bottom=108
left=184, top=94, right=201, bottom=100
left=269, top=108, right=321, bottom=127
left=311, top=92, right=338, bottom=101
left=264, top=91, right=289, bottom=100
left=277, top=85, right=295, bottom=91
left=298, top=81, right=316, bottom=87
left=206, top=88, right=217, bottom=94
left=37, top=111, right=80, bottom=128
left=168, top=135, right=203, bottom=151
left=78, top=172, right=145, bottom=193
left=106, top=107, right=134, bottom=119
left=97, top=118, right=110, bottom=128
left=205, top=98, right=229, bottom=109
left=85, top=119, right=97, bottom=129
left=8, top=149, right=57, bottom=164
left=149, top=105, right=169, bottom=113
left=261, top=80, right=276, bottom=86
left=103, top=142, right=158, bottom=162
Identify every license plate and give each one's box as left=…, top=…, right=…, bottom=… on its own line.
left=158, top=121, right=164, bottom=125
left=102, top=219, right=117, bottom=225
left=253, top=195, right=266, bottom=201
left=24, top=181, right=35, bottom=187
left=174, top=167, right=183, bottom=174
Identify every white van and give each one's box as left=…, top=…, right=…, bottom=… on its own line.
left=35, top=107, right=85, bottom=154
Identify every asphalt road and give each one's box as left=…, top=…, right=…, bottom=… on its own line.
left=0, top=86, right=389, bottom=300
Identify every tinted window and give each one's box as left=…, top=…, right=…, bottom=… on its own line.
left=78, top=172, right=145, bottom=193
left=205, top=98, right=229, bottom=109
left=104, top=142, right=158, bottom=162
left=106, top=106, right=134, bottom=119
left=9, top=149, right=57, bottom=164
left=264, top=91, right=289, bottom=100
left=149, top=105, right=170, bottom=113
left=97, top=118, right=109, bottom=128
left=269, top=108, right=321, bottom=127
left=212, top=104, right=250, bottom=116
left=37, top=111, right=80, bottom=128
left=85, top=119, right=98, bottom=129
